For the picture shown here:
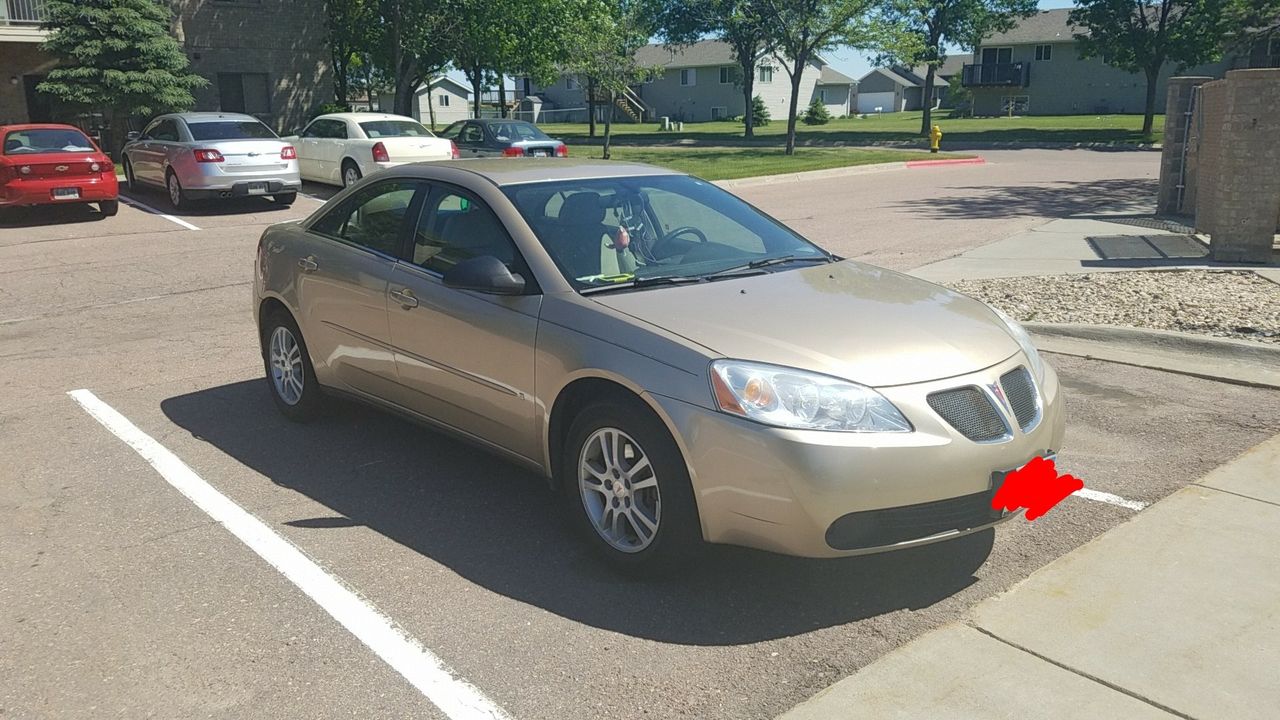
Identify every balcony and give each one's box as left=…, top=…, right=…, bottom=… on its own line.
left=1, top=0, right=48, bottom=41
left=961, top=62, right=1031, bottom=88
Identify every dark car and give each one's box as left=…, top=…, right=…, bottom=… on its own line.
left=438, top=119, right=568, bottom=158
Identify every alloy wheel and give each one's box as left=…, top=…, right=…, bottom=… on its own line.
left=578, top=427, right=661, bottom=553
left=168, top=174, right=181, bottom=206
left=268, top=325, right=304, bottom=405
left=343, top=166, right=360, bottom=187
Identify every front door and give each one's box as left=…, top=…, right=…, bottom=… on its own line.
left=297, top=178, right=424, bottom=396
left=385, top=184, right=541, bottom=460
left=456, top=123, right=488, bottom=157
left=297, top=119, right=324, bottom=180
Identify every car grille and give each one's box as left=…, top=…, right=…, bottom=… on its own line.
left=999, top=367, right=1040, bottom=431
left=927, top=386, right=1009, bottom=442
left=825, top=490, right=1002, bottom=550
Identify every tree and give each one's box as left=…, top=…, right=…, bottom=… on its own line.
left=749, top=94, right=772, bottom=125
left=38, top=0, right=206, bottom=155
left=802, top=95, right=832, bottom=123
left=564, top=0, right=660, bottom=159
left=326, top=0, right=376, bottom=107
left=378, top=0, right=458, bottom=117
left=873, top=0, right=1035, bottom=137
left=1069, top=0, right=1230, bottom=136
left=761, top=0, right=879, bottom=154
left=653, top=0, right=776, bottom=137
left=945, top=72, right=972, bottom=116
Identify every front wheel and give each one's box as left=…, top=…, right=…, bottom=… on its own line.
left=261, top=310, right=323, bottom=422
left=561, top=401, right=702, bottom=573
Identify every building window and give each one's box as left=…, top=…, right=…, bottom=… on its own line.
left=217, top=73, right=270, bottom=115
left=1035, top=44, right=1052, bottom=61
left=758, top=65, right=773, bottom=83
left=711, top=106, right=727, bottom=120
left=680, top=69, right=696, bottom=86
left=981, top=47, right=1012, bottom=64
left=438, top=94, right=450, bottom=107
left=567, top=76, right=579, bottom=90
left=719, top=66, right=738, bottom=84
left=817, top=89, right=827, bottom=103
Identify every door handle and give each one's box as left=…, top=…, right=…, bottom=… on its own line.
left=390, top=288, right=419, bottom=308
left=298, top=256, right=318, bottom=272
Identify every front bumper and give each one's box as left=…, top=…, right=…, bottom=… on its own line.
left=650, top=353, right=1067, bottom=558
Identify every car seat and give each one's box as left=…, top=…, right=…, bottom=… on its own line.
left=553, top=192, right=637, bottom=278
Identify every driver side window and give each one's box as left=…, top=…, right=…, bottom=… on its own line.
left=410, top=187, right=522, bottom=276
left=311, top=180, right=422, bottom=256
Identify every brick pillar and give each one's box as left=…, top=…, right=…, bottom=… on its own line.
left=1199, top=69, right=1280, bottom=263
left=1157, top=77, right=1213, bottom=216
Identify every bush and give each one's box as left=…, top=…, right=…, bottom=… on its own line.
left=802, top=97, right=831, bottom=125
left=740, top=95, right=770, bottom=127
left=311, top=102, right=351, bottom=119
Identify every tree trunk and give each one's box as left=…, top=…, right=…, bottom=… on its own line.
left=426, top=77, right=438, bottom=129
left=393, top=57, right=417, bottom=117
left=740, top=56, right=756, bottom=138
left=603, top=90, right=615, bottom=160
left=920, top=64, right=937, bottom=137
left=469, top=66, right=484, bottom=118
left=587, top=77, right=597, bottom=138
left=498, top=77, right=508, bottom=118
left=333, top=53, right=349, bottom=107
left=784, top=54, right=806, bottom=156
left=107, top=108, right=127, bottom=162
left=1142, top=65, right=1160, bottom=137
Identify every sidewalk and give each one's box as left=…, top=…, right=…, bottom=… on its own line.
left=778, top=433, right=1280, bottom=720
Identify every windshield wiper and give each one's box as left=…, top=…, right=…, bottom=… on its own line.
left=579, top=275, right=703, bottom=295
left=701, top=254, right=834, bottom=280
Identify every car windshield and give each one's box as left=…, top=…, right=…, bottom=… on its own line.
left=359, top=120, right=434, bottom=138
left=488, top=122, right=550, bottom=142
left=503, top=175, right=831, bottom=292
left=3, top=128, right=95, bottom=154
left=187, top=121, right=278, bottom=141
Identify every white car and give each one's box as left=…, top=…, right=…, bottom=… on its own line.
left=290, top=113, right=459, bottom=188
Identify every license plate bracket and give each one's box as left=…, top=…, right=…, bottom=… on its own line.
left=52, top=187, right=81, bottom=199
left=991, top=452, right=1057, bottom=494
left=246, top=182, right=268, bottom=195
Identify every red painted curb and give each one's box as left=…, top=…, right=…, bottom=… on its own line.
left=905, top=157, right=987, bottom=168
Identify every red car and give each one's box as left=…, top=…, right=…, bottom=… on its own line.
left=0, top=123, right=119, bottom=216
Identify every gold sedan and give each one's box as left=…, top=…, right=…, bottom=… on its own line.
left=253, top=159, right=1065, bottom=572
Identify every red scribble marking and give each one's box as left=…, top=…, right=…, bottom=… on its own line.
left=992, top=456, right=1084, bottom=521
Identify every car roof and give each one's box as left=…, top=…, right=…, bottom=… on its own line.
left=470, top=118, right=536, bottom=125
left=318, top=112, right=418, bottom=123
left=399, top=158, right=681, bottom=186
left=158, top=112, right=263, bottom=124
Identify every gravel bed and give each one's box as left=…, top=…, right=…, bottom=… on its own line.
left=949, top=269, right=1280, bottom=343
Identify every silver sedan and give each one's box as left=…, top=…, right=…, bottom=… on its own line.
left=121, top=112, right=301, bottom=210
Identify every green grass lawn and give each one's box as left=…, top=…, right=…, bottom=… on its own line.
left=542, top=111, right=1163, bottom=147
left=570, top=146, right=972, bottom=181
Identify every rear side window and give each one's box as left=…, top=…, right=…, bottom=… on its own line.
left=3, top=128, right=95, bottom=154
left=488, top=122, right=548, bottom=142
left=311, top=180, right=421, bottom=256
left=188, top=121, right=278, bottom=141
left=148, top=120, right=181, bottom=142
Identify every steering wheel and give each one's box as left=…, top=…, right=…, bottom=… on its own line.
left=651, top=226, right=708, bottom=258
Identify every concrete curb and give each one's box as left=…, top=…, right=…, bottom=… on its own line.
left=1026, top=322, right=1280, bottom=389
left=713, top=156, right=986, bottom=189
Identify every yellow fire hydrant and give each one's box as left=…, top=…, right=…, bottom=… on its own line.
left=930, top=124, right=943, bottom=153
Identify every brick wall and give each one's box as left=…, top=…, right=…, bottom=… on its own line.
left=0, top=42, right=59, bottom=124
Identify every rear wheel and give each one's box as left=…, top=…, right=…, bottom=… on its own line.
left=99, top=200, right=119, bottom=217
left=273, top=191, right=297, bottom=206
left=260, top=309, right=323, bottom=422
left=341, top=161, right=362, bottom=188
left=561, top=401, right=702, bottom=573
left=165, top=170, right=188, bottom=211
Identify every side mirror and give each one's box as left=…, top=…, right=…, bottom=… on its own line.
left=442, top=255, right=526, bottom=295
left=125, top=131, right=140, bottom=142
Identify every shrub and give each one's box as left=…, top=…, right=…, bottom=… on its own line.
left=741, top=95, right=770, bottom=127
left=802, top=97, right=831, bottom=125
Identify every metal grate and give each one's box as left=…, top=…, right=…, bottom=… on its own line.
left=825, top=490, right=1001, bottom=550
left=1000, top=367, right=1040, bottom=432
left=927, top=386, right=1008, bottom=442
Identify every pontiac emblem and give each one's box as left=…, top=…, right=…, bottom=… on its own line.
left=988, top=382, right=1009, bottom=411
left=55, top=165, right=68, bottom=172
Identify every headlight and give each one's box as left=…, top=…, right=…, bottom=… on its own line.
left=710, top=360, right=912, bottom=432
left=989, top=305, right=1045, bottom=382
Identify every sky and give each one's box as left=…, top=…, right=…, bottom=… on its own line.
left=824, top=0, right=1077, bottom=80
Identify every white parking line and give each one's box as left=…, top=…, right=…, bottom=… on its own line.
left=67, top=389, right=511, bottom=720
left=118, top=196, right=201, bottom=231
left=1073, top=488, right=1149, bottom=512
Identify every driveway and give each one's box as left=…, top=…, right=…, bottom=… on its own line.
left=5, top=149, right=1269, bottom=720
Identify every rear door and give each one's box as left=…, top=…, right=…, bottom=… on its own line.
left=384, top=183, right=541, bottom=460
left=316, top=119, right=349, bottom=181
left=297, top=119, right=324, bottom=180
left=296, top=178, right=426, bottom=396
left=137, top=119, right=180, bottom=184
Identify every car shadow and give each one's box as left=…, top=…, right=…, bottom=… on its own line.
left=120, top=187, right=296, bottom=217
left=891, top=178, right=1160, bottom=220
left=161, top=379, right=990, bottom=646
left=0, top=203, right=111, bottom=227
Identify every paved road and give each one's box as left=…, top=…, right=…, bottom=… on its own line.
left=5, top=150, right=1273, bottom=720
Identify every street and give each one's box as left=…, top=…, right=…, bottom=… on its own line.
left=4, top=149, right=1278, bottom=719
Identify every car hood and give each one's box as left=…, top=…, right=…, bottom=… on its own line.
left=590, top=261, right=1020, bottom=387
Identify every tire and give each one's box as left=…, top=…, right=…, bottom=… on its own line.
left=123, top=157, right=137, bottom=192
left=273, top=191, right=297, bottom=206
left=99, top=199, right=119, bottom=217
left=165, top=169, right=188, bottom=211
left=560, top=400, right=702, bottom=573
left=341, top=160, right=362, bottom=188
left=260, top=308, right=323, bottom=422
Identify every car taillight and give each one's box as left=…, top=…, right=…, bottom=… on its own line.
left=280, top=145, right=297, bottom=160
left=555, top=144, right=569, bottom=158
left=450, top=141, right=460, bottom=160
left=502, top=147, right=523, bottom=157
left=372, top=142, right=390, bottom=163
left=193, top=148, right=224, bottom=163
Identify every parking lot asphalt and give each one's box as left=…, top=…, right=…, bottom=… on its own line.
left=5, top=149, right=1276, bottom=720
